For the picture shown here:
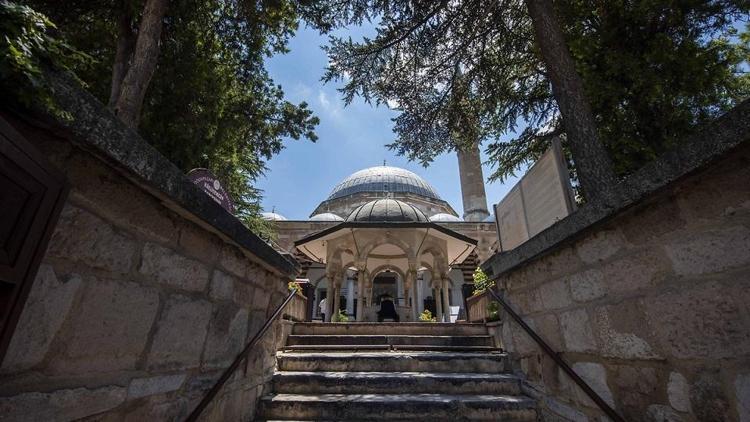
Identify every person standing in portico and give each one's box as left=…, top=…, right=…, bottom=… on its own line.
left=319, top=296, right=327, bottom=322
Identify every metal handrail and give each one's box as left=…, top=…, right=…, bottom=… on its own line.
left=486, top=288, right=625, bottom=422
left=185, top=289, right=297, bottom=421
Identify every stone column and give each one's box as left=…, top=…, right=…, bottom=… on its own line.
left=457, top=143, right=490, bottom=222
left=442, top=276, right=451, bottom=323
left=416, top=274, right=424, bottom=315
left=405, top=265, right=417, bottom=322
left=396, top=276, right=404, bottom=306
left=434, top=286, right=444, bottom=322
left=365, top=270, right=374, bottom=309
left=411, top=282, right=418, bottom=321
left=325, top=284, right=334, bottom=323
left=325, top=268, right=339, bottom=322
left=332, top=273, right=342, bottom=321
left=356, top=270, right=365, bottom=321
left=432, top=271, right=444, bottom=321
left=346, top=277, right=354, bottom=316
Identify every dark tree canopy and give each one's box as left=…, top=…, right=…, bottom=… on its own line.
left=22, top=0, right=320, bottom=236
left=306, top=0, right=749, bottom=182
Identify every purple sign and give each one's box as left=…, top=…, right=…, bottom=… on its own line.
left=187, top=168, right=235, bottom=214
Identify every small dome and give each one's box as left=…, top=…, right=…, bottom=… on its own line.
left=327, top=166, right=441, bottom=201
left=429, top=213, right=462, bottom=222
left=346, top=199, right=429, bottom=223
left=309, top=212, right=344, bottom=222
left=261, top=212, right=287, bottom=221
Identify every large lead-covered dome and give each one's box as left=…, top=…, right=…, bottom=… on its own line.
left=346, top=199, right=429, bottom=223
left=327, top=166, right=441, bottom=201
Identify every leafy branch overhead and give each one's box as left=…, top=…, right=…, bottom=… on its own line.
left=21, top=0, right=321, bottom=236
left=306, top=0, right=749, bottom=182
left=0, top=1, right=92, bottom=119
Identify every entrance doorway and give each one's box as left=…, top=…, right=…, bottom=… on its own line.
left=372, top=272, right=398, bottom=305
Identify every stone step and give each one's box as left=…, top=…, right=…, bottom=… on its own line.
left=292, top=322, right=488, bottom=336
left=277, top=351, right=509, bottom=373
left=287, top=334, right=494, bottom=347
left=258, top=393, right=537, bottom=421
left=273, top=371, right=522, bottom=395
left=282, top=344, right=498, bottom=353
left=283, top=344, right=392, bottom=352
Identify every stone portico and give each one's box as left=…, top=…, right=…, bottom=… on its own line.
left=295, top=198, right=476, bottom=322
left=267, top=165, right=499, bottom=322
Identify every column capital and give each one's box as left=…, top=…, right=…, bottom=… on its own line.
left=430, top=276, right=442, bottom=290
left=325, top=266, right=344, bottom=289
left=354, top=258, right=367, bottom=271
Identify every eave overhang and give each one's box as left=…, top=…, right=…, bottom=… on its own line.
left=294, top=222, right=477, bottom=267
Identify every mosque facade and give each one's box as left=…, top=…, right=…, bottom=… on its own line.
left=265, top=165, right=498, bottom=322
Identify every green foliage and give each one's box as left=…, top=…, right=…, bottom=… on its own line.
left=23, top=0, right=319, bottom=233
left=551, top=1, right=750, bottom=177
left=331, top=309, right=349, bottom=323
left=418, top=309, right=436, bottom=322
left=288, top=281, right=300, bottom=293
left=472, top=267, right=494, bottom=296
left=306, top=0, right=749, bottom=182
left=0, top=1, right=91, bottom=119
left=486, top=301, right=500, bottom=322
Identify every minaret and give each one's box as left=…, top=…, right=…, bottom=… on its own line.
left=457, top=143, right=490, bottom=222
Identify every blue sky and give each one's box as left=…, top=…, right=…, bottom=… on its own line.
left=258, top=18, right=748, bottom=220
left=258, top=24, right=521, bottom=220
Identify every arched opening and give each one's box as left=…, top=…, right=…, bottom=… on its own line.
left=372, top=269, right=399, bottom=306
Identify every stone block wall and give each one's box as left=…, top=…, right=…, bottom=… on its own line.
left=489, top=143, right=750, bottom=421
left=0, top=117, right=296, bottom=421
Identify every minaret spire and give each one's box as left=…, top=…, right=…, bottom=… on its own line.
left=457, top=143, right=490, bottom=222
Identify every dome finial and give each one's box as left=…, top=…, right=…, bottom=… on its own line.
left=383, top=159, right=386, bottom=166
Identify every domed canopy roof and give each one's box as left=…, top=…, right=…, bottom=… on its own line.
left=309, top=212, right=344, bottom=222
left=261, top=212, right=287, bottom=221
left=346, top=199, right=429, bottom=223
left=429, top=213, right=462, bottom=222
left=327, top=166, right=441, bottom=201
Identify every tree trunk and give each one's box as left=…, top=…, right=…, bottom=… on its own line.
left=108, top=1, right=136, bottom=109
left=525, top=0, right=619, bottom=205
left=113, top=0, right=170, bottom=129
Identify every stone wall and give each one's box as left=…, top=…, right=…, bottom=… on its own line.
left=466, top=290, right=492, bottom=323
left=0, top=92, right=297, bottom=420
left=484, top=140, right=750, bottom=420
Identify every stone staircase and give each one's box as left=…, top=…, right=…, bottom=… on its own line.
left=257, top=322, right=538, bottom=421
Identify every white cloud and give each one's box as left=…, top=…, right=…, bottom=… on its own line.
left=318, top=90, right=331, bottom=108
left=295, top=82, right=313, bottom=100
left=317, top=89, right=342, bottom=118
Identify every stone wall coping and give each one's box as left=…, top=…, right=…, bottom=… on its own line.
left=482, top=99, right=750, bottom=279
left=20, top=70, right=299, bottom=277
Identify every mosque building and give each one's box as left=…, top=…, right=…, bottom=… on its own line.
left=264, top=162, right=499, bottom=322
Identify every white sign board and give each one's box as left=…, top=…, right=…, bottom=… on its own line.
left=493, top=139, right=576, bottom=251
